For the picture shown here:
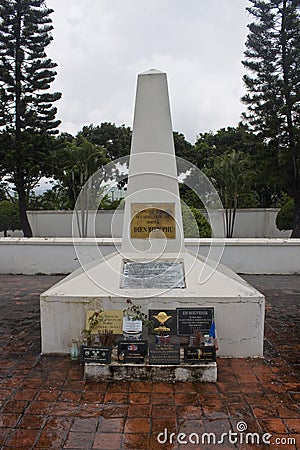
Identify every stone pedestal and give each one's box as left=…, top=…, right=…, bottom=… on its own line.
left=85, top=362, right=217, bottom=383
left=40, top=250, right=264, bottom=357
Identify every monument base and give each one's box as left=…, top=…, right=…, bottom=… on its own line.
left=85, top=362, right=217, bottom=383
left=40, top=250, right=265, bottom=358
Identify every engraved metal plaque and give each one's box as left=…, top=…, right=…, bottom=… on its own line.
left=130, top=203, right=176, bottom=239
left=121, top=261, right=185, bottom=289
left=86, top=310, right=123, bottom=335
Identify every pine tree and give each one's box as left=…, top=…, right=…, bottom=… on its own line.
left=0, top=0, right=61, bottom=236
left=242, top=0, right=300, bottom=236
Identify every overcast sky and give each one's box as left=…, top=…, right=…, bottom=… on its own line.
left=46, top=0, right=251, bottom=144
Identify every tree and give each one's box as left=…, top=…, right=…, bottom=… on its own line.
left=242, top=0, right=300, bottom=236
left=173, top=131, right=195, bottom=164
left=181, top=204, right=211, bottom=238
left=207, top=151, right=255, bottom=237
left=54, top=138, right=109, bottom=236
left=194, top=126, right=257, bottom=168
left=276, top=194, right=295, bottom=230
left=0, top=200, right=21, bottom=236
left=78, top=123, right=132, bottom=160
left=0, top=0, right=61, bottom=236
left=60, top=139, right=109, bottom=207
left=194, top=126, right=271, bottom=207
left=28, top=184, right=71, bottom=210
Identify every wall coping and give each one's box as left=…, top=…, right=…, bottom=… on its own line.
left=27, top=208, right=282, bottom=215
left=0, top=237, right=299, bottom=246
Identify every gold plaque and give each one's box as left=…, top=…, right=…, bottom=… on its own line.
left=130, top=203, right=176, bottom=239
left=86, top=310, right=123, bottom=335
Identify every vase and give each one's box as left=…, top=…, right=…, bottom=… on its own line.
left=70, top=338, right=80, bottom=360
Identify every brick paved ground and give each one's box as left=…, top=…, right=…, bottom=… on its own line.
left=0, top=274, right=299, bottom=449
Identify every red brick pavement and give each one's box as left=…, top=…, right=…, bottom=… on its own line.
left=0, top=274, right=299, bottom=449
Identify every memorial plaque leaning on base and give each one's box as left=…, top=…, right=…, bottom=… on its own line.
left=81, top=346, right=112, bottom=364
left=177, top=307, right=214, bottom=335
left=118, top=341, right=148, bottom=364
left=86, top=310, right=123, bottom=335
left=149, top=310, right=177, bottom=335
left=184, top=346, right=216, bottom=364
left=149, top=343, right=180, bottom=365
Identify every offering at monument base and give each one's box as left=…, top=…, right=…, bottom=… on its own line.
left=118, top=341, right=148, bottom=364
left=148, top=309, right=177, bottom=335
left=184, top=346, right=216, bottom=364
left=177, top=307, right=214, bottom=336
left=81, top=346, right=112, bottom=363
left=149, top=343, right=181, bottom=365
left=85, top=310, right=123, bottom=335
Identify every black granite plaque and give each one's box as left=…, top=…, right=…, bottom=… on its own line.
left=148, top=310, right=177, bottom=335
left=121, top=261, right=185, bottom=289
left=177, top=308, right=214, bottom=336
left=118, top=341, right=148, bottom=364
left=149, top=343, right=180, bottom=365
left=184, top=346, right=216, bottom=363
left=81, top=346, right=112, bottom=363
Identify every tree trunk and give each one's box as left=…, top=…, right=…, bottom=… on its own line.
left=16, top=175, right=32, bottom=237
left=14, top=2, right=32, bottom=238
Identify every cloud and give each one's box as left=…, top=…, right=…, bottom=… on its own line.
left=47, top=0, right=250, bottom=143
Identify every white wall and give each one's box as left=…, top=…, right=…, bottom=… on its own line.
left=25, top=209, right=291, bottom=239
left=27, top=210, right=124, bottom=238
left=229, top=209, right=291, bottom=238
left=0, top=237, right=298, bottom=275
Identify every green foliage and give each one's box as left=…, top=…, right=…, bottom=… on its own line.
left=28, top=185, right=72, bottom=210
left=55, top=138, right=109, bottom=209
left=0, top=180, right=8, bottom=201
left=194, top=126, right=255, bottom=170
left=0, top=0, right=61, bottom=236
left=242, top=0, right=299, bottom=138
left=237, top=192, right=260, bottom=208
left=124, top=299, right=155, bottom=334
left=206, top=150, right=255, bottom=237
left=54, top=138, right=110, bottom=237
left=276, top=197, right=295, bottom=231
left=173, top=132, right=196, bottom=165
left=182, top=204, right=211, bottom=238
left=0, top=0, right=61, bottom=133
left=99, top=197, right=124, bottom=210
left=241, top=0, right=300, bottom=235
left=78, top=123, right=132, bottom=160
left=179, top=184, right=204, bottom=209
left=0, top=200, right=21, bottom=235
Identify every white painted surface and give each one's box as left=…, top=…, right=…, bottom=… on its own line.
left=0, top=238, right=298, bottom=274
left=25, top=208, right=292, bottom=239
left=121, top=69, right=184, bottom=255
left=40, top=250, right=264, bottom=357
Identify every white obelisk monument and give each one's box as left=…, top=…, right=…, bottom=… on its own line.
left=40, top=69, right=265, bottom=358
left=121, top=69, right=184, bottom=258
